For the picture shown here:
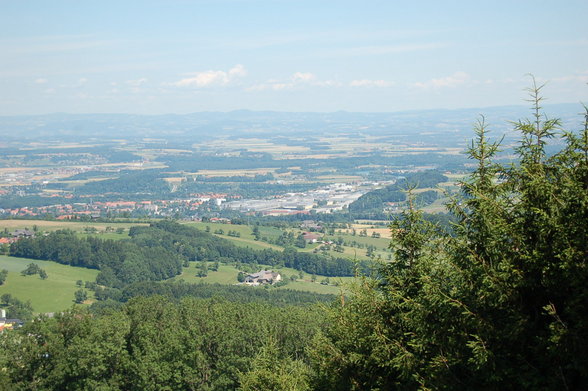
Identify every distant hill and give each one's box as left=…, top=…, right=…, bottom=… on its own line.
left=349, top=170, right=448, bottom=213
left=0, top=104, right=582, bottom=143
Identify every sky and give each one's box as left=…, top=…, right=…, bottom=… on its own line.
left=1, top=0, right=587, bottom=115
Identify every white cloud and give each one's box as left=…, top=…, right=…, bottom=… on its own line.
left=248, top=72, right=340, bottom=91
left=268, top=83, right=291, bottom=91
left=413, top=71, right=471, bottom=89
left=292, top=72, right=315, bottom=83
left=315, top=80, right=343, bottom=87
left=126, top=78, right=147, bottom=87
left=35, top=78, right=48, bottom=84
left=228, top=64, right=247, bottom=78
left=350, top=79, right=394, bottom=88
left=552, top=70, right=588, bottom=84
left=171, top=65, right=247, bottom=87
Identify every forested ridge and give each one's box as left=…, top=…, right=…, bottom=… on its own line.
left=1, top=92, right=587, bottom=390
left=9, top=220, right=360, bottom=289
left=349, top=170, right=447, bottom=214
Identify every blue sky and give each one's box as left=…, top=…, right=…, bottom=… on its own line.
left=1, top=0, right=587, bottom=114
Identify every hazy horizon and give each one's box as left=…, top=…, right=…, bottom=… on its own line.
left=0, top=101, right=583, bottom=118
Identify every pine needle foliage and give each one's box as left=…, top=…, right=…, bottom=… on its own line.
left=312, top=86, right=588, bottom=390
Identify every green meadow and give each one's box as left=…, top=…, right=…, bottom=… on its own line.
left=184, top=221, right=285, bottom=250
left=173, top=262, right=352, bottom=295
left=184, top=221, right=393, bottom=261
left=0, top=255, right=99, bottom=313
left=0, top=219, right=147, bottom=233
left=0, top=219, right=363, bottom=312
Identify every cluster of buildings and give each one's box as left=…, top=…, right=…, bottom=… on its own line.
left=0, top=167, right=85, bottom=187
left=2, top=181, right=377, bottom=219
left=0, top=194, right=230, bottom=219
left=242, top=270, right=282, bottom=286
left=0, top=229, right=35, bottom=245
left=223, top=183, right=375, bottom=216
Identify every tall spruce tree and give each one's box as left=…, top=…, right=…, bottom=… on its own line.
left=311, top=85, right=588, bottom=390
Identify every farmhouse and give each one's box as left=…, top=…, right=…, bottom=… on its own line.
left=302, top=232, right=321, bottom=243
left=244, top=270, right=282, bottom=286
left=11, top=229, right=34, bottom=238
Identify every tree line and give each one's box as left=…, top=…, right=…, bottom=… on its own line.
left=94, top=281, right=336, bottom=308
left=9, top=221, right=362, bottom=289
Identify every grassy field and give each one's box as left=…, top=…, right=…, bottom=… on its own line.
left=274, top=265, right=352, bottom=295
left=183, top=221, right=285, bottom=251
left=217, top=236, right=282, bottom=251
left=0, top=254, right=349, bottom=314
left=173, top=262, right=352, bottom=295
left=329, top=228, right=392, bottom=249
left=0, top=219, right=147, bottom=233
left=301, top=244, right=370, bottom=260
left=0, top=255, right=99, bottom=313
left=0, top=219, right=368, bottom=309
left=185, top=222, right=392, bottom=260
left=174, top=263, right=241, bottom=285
left=185, top=221, right=254, bottom=238
left=185, top=221, right=394, bottom=261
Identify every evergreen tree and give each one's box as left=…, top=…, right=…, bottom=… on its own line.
left=312, top=88, right=588, bottom=390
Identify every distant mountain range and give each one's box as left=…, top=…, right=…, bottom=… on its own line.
left=0, top=103, right=583, bottom=143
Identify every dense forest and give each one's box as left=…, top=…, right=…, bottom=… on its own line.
left=1, top=93, right=587, bottom=389
left=0, top=296, right=325, bottom=390
left=98, top=281, right=336, bottom=308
